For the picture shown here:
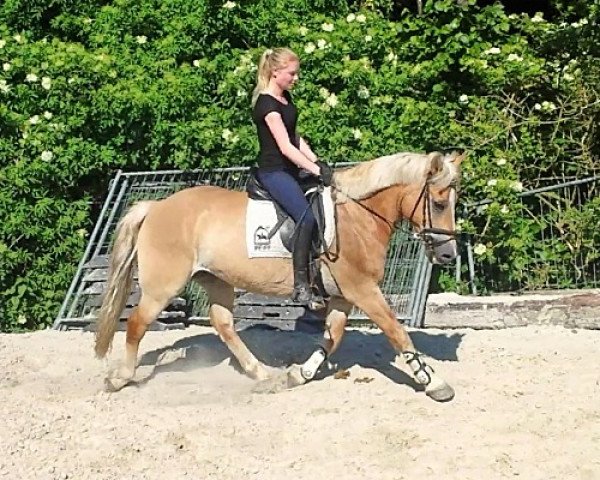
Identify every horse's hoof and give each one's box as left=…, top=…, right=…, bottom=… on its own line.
left=425, top=381, right=455, bottom=402
left=285, top=364, right=308, bottom=388
left=104, top=375, right=130, bottom=392
left=252, top=373, right=288, bottom=394
left=251, top=366, right=307, bottom=394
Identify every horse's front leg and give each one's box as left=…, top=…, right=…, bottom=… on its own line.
left=347, top=285, right=454, bottom=402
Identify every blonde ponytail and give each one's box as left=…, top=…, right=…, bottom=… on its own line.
left=251, top=47, right=299, bottom=107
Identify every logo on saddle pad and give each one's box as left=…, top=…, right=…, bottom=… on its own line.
left=246, top=187, right=335, bottom=259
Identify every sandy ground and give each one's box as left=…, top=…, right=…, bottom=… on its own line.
left=1, top=323, right=599, bottom=480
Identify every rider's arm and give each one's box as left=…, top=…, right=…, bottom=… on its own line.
left=298, top=136, right=318, bottom=163
left=264, top=112, right=320, bottom=176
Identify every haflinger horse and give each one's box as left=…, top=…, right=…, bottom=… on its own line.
left=95, top=150, right=464, bottom=402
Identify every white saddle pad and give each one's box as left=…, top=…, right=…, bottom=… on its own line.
left=246, top=186, right=335, bottom=258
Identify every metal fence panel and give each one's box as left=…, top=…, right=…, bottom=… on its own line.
left=53, top=167, right=431, bottom=330
left=462, top=176, right=600, bottom=293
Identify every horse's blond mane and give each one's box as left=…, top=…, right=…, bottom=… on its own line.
left=332, top=151, right=459, bottom=201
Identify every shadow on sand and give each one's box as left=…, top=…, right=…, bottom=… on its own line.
left=134, top=326, right=464, bottom=393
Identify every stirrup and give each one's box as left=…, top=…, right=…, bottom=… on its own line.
left=292, top=286, right=326, bottom=311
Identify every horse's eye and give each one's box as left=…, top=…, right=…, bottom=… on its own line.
left=433, top=201, right=446, bottom=212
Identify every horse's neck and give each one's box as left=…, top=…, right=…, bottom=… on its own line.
left=345, top=185, right=405, bottom=245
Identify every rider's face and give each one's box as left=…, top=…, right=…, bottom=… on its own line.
left=274, top=60, right=300, bottom=90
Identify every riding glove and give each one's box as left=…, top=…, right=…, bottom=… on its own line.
left=316, top=160, right=333, bottom=187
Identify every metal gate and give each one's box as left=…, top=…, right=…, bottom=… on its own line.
left=53, top=166, right=432, bottom=330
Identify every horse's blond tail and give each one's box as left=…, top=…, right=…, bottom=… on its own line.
left=94, top=200, right=156, bottom=358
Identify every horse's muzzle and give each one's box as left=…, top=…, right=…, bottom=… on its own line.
left=420, top=231, right=457, bottom=265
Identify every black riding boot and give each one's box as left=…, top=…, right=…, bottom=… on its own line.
left=291, top=221, right=326, bottom=310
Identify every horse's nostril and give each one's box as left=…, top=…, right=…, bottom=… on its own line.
left=439, top=253, right=455, bottom=264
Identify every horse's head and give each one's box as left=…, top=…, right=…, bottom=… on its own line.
left=403, top=151, right=464, bottom=265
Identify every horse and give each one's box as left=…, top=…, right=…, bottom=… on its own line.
left=94, top=150, right=464, bottom=402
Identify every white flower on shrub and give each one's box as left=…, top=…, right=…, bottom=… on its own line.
left=29, top=115, right=40, bottom=125
left=473, top=243, right=487, bottom=256
left=136, top=35, right=147, bottom=44
left=298, top=26, right=308, bottom=36
left=346, top=13, right=356, bottom=23
left=487, top=179, right=497, bottom=187
left=17, top=314, right=27, bottom=325
left=236, top=89, right=247, bottom=97
left=304, top=42, right=316, bottom=54
left=533, top=103, right=542, bottom=110
left=77, top=228, right=88, bottom=238
left=317, top=39, right=327, bottom=49
left=322, top=23, right=334, bottom=32
left=43, top=111, right=53, bottom=120
left=25, top=73, right=38, bottom=82
left=531, top=13, right=545, bottom=23
left=3, top=62, right=11, bottom=71
left=319, top=87, right=330, bottom=98
left=507, top=53, right=523, bottom=62
left=193, top=59, right=201, bottom=67
left=387, top=51, right=398, bottom=63
left=496, top=158, right=507, bottom=166
left=352, top=128, right=362, bottom=140
left=511, top=181, right=523, bottom=192
left=484, top=47, right=501, bottom=55
left=458, top=94, right=469, bottom=104
left=223, top=1, right=236, bottom=9
left=365, top=35, right=372, bottom=42
left=541, top=100, right=556, bottom=111
left=500, top=205, right=509, bottom=214
left=356, top=14, right=366, bottom=23
left=357, top=85, right=369, bottom=99
left=41, top=150, right=54, bottom=161
left=41, top=76, right=51, bottom=90
left=325, top=93, right=338, bottom=108
left=83, top=18, right=93, bottom=24
left=0, top=39, right=5, bottom=49
left=13, top=34, right=23, bottom=43
left=0, top=80, right=9, bottom=93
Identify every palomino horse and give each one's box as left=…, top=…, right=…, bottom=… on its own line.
left=95, top=151, right=464, bottom=401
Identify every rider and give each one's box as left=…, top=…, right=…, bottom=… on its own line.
left=251, top=47, right=332, bottom=309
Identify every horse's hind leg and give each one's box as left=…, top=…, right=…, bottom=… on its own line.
left=293, top=298, right=352, bottom=383
left=199, top=274, right=271, bottom=381
left=105, top=294, right=168, bottom=391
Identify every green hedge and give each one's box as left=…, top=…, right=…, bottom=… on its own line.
left=1, top=0, right=599, bottom=330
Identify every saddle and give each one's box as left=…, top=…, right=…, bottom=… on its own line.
left=246, top=168, right=332, bottom=300
left=246, top=168, right=328, bottom=255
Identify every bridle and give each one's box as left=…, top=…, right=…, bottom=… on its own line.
left=331, top=175, right=458, bottom=252
left=407, top=179, right=458, bottom=250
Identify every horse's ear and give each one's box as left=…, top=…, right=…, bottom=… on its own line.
left=450, top=151, right=467, bottom=165
left=428, top=152, right=445, bottom=176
